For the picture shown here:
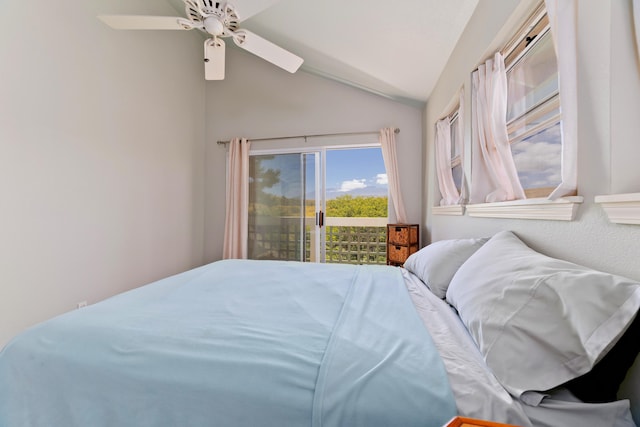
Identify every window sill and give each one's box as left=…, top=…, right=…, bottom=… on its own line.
left=432, top=205, right=465, bottom=216
left=465, top=196, right=583, bottom=221
left=594, top=193, right=640, bottom=225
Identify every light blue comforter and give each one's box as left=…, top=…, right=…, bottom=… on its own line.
left=0, top=260, right=456, bottom=426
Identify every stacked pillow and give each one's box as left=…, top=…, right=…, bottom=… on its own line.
left=442, top=231, right=640, bottom=405
left=403, top=237, right=488, bottom=299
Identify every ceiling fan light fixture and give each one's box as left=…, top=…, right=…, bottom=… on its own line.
left=203, top=17, right=225, bottom=36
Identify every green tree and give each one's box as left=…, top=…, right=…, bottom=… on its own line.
left=326, top=195, right=388, bottom=217
left=249, top=156, right=280, bottom=199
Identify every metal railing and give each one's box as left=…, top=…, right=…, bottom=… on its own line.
left=248, top=216, right=387, bottom=264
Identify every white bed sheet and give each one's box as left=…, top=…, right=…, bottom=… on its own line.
left=401, top=269, right=532, bottom=426
left=401, top=269, right=638, bottom=427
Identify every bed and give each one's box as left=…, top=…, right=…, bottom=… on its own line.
left=0, top=230, right=639, bottom=427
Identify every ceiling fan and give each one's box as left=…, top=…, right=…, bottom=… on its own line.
left=98, top=0, right=303, bottom=80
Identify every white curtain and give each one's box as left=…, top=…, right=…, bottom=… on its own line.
left=545, top=0, right=578, bottom=199
left=379, top=128, right=407, bottom=223
left=634, top=0, right=640, bottom=67
left=470, top=52, right=525, bottom=204
left=435, top=119, right=460, bottom=206
left=435, top=90, right=465, bottom=206
left=223, top=138, right=250, bottom=259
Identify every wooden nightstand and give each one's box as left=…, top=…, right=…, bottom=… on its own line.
left=443, top=416, right=521, bottom=427
left=386, top=223, right=419, bottom=266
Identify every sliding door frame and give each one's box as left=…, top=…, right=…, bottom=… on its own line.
left=249, top=141, right=382, bottom=263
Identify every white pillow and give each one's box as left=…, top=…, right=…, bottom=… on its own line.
left=403, top=237, right=488, bottom=298
left=446, top=230, right=640, bottom=405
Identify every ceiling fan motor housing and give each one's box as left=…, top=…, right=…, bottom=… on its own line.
left=185, top=0, right=239, bottom=36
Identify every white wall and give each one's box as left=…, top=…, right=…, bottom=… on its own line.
left=203, top=47, right=424, bottom=262
left=424, top=0, right=640, bottom=281
left=0, top=0, right=206, bottom=347
left=610, top=0, right=640, bottom=193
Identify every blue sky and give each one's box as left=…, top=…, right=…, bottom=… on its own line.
left=326, top=148, right=387, bottom=198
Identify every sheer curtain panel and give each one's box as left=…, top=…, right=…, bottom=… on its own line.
left=223, top=138, right=250, bottom=259
left=379, top=128, right=408, bottom=223
left=545, top=0, right=578, bottom=199
left=470, top=53, right=525, bottom=204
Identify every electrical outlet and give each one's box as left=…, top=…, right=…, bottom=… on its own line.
left=77, top=301, right=87, bottom=309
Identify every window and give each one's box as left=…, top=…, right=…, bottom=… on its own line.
left=504, top=8, right=563, bottom=198
left=465, top=2, right=583, bottom=220
left=434, top=89, right=464, bottom=213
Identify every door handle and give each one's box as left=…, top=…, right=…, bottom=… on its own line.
left=317, top=210, right=324, bottom=228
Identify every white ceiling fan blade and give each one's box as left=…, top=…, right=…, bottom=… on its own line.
left=228, top=0, right=281, bottom=21
left=232, top=29, right=303, bottom=73
left=98, top=15, right=189, bottom=30
left=204, top=38, right=226, bottom=80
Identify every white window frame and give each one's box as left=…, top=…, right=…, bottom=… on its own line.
left=505, top=10, right=561, bottom=199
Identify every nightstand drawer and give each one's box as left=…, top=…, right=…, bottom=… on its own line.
left=388, top=224, right=418, bottom=245
left=388, top=243, right=418, bottom=263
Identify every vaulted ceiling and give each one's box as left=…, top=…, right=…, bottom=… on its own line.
left=167, top=0, right=480, bottom=107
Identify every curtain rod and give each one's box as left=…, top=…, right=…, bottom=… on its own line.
left=216, top=128, right=400, bottom=145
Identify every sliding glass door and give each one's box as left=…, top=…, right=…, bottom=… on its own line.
left=324, top=147, right=388, bottom=264
left=248, top=145, right=388, bottom=264
left=248, top=152, right=320, bottom=261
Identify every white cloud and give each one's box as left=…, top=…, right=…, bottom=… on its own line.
left=512, top=139, right=561, bottom=187
left=512, top=140, right=561, bottom=173
left=338, top=179, right=367, bottom=192
left=376, top=173, right=388, bottom=185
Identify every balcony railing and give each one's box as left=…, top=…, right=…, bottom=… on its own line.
left=248, top=216, right=387, bottom=264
